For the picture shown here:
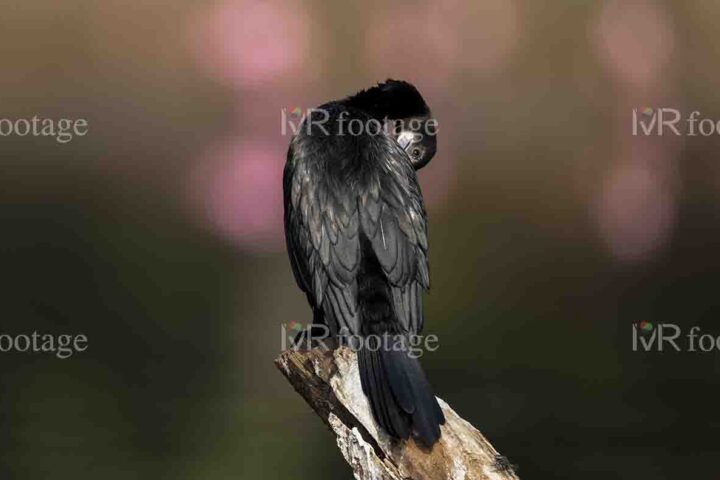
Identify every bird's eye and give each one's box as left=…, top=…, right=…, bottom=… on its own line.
left=411, top=147, right=422, bottom=158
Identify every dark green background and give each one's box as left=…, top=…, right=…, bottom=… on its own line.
left=2, top=1, right=719, bottom=478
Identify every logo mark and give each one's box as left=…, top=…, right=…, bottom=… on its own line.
left=287, top=320, right=304, bottom=332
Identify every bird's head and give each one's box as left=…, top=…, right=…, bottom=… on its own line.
left=345, top=79, right=437, bottom=170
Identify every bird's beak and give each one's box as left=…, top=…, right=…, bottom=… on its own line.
left=396, top=131, right=415, bottom=150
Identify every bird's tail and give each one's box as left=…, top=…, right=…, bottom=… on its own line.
left=357, top=337, right=445, bottom=446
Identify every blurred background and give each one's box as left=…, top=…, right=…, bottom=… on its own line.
left=2, top=0, right=720, bottom=478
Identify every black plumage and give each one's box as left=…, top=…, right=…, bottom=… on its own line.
left=283, top=80, right=445, bottom=446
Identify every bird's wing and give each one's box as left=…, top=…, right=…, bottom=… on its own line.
left=358, top=135, right=429, bottom=334
left=284, top=137, right=361, bottom=335
left=284, top=131, right=429, bottom=336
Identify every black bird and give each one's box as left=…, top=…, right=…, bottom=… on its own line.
left=283, top=80, right=445, bottom=446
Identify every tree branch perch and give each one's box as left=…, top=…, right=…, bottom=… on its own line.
left=275, top=345, right=520, bottom=480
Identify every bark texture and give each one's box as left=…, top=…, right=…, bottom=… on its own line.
left=275, top=346, right=520, bottom=480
